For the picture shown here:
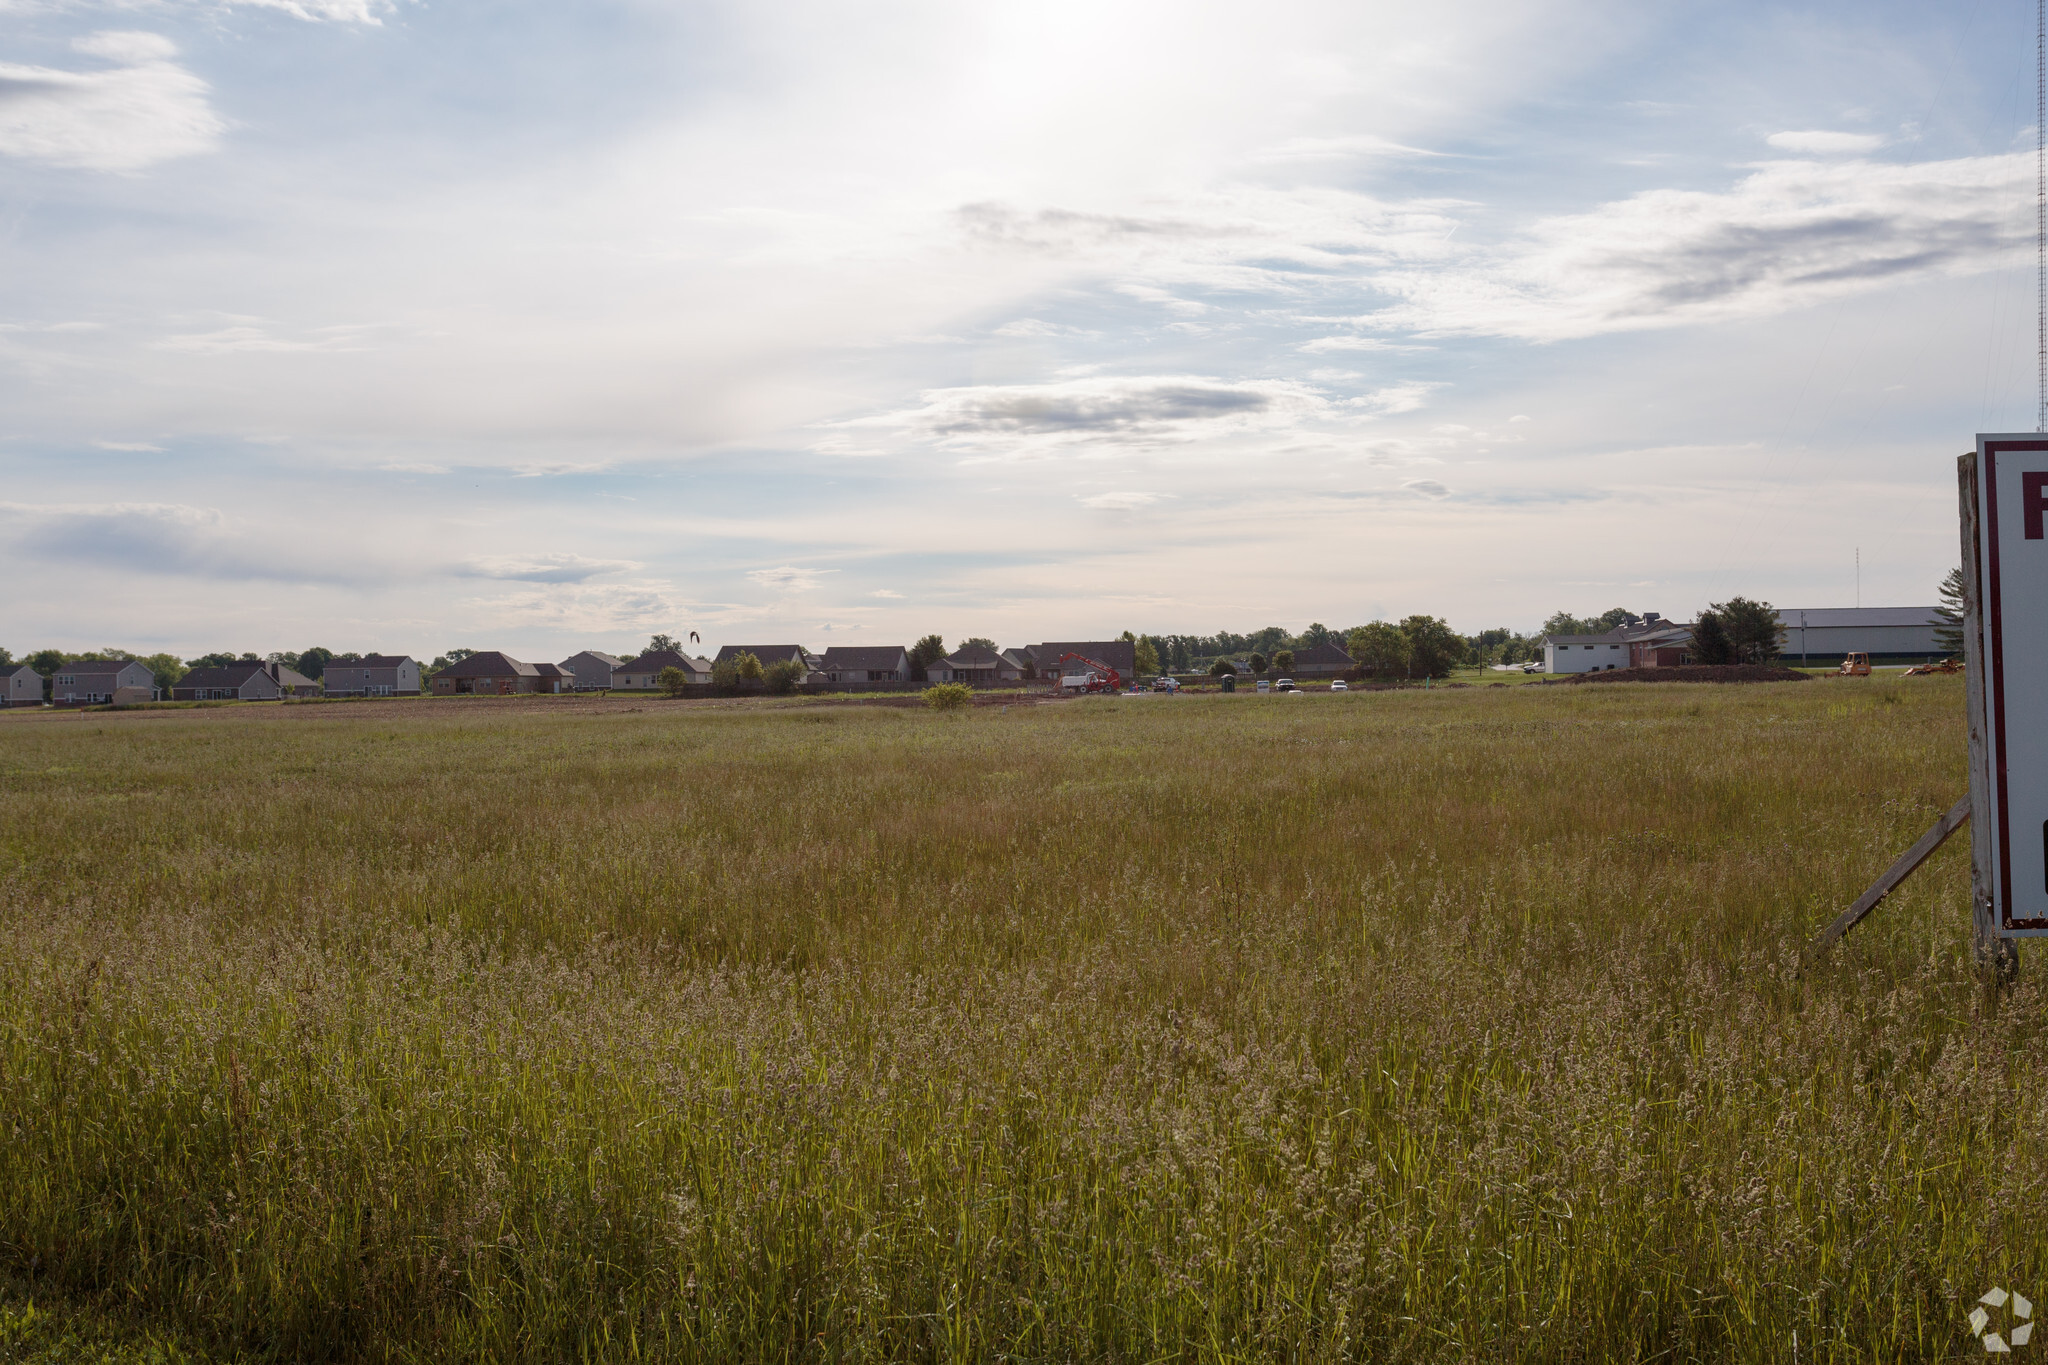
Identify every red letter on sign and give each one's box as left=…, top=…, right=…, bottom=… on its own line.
left=2028, top=471, right=2048, bottom=539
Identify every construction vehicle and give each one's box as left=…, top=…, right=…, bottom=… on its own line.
left=1837, top=652, right=1871, bottom=676
left=1052, top=653, right=1124, bottom=694
left=1902, top=657, right=1964, bottom=676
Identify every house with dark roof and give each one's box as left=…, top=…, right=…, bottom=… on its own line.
left=322, top=655, right=421, bottom=696
left=614, top=650, right=712, bottom=688
left=819, top=645, right=911, bottom=683
left=170, top=659, right=315, bottom=700
left=4, top=664, right=43, bottom=707
left=558, top=650, right=626, bottom=690
left=428, top=652, right=570, bottom=695
left=1024, top=641, right=1137, bottom=681
left=50, top=660, right=155, bottom=706
left=1284, top=641, right=1355, bottom=677
left=926, top=643, right=1016, bottom=684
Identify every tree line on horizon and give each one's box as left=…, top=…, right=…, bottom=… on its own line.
left=5, top=577, right=1957, bottom=699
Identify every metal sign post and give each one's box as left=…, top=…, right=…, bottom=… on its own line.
left=1968, top=438, right=2048, bottom=955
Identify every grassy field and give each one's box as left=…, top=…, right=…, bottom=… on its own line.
left=0, top=677, right=2039, bottom=1362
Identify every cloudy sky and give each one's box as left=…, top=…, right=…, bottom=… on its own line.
left=1, top=0, right=2039, bottom=659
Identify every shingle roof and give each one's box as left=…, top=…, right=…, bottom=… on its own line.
left=351, top=654, right=414, bottom=668
left=713, top=644, right=809, bottom=667
left=558, top=651, right=623, bottom=669
left=1029, top=641, right=1137, bottom=673
left=616, top=650, right=707, bottom=674
left=820, top=645, right=909, bottom=669
left=941, top=644, right=1004, bottom=667
left=436, top=651, right=539, bottom=677
left=1288, top=641, right=1353, bottom=666
left=178, top=664, right=270, bottom=689
left=55, top=660, right=141, bottom=679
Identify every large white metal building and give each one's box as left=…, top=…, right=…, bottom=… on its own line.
left=1777, top=607, right=1944, bottom=663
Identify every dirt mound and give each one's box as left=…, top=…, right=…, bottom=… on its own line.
left=1564, top=665, right=1810, bottom=685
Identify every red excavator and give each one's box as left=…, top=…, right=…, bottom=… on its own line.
left=1052, top=652, right=1124, bottom=694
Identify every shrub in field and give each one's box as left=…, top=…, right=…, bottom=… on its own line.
left=1207, top=658, right=1237, bottom=676
left=733, top=651, right=764, bottom=683
left=763, top=659, right=805, bottom=695
left=1272, top=648, right=1294, bottom=673
left=922, top=682, right=971, bottom=711
left=657, top=665, right=688, bottom=697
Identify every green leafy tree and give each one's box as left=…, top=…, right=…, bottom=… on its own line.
left=734, top=651, right=764, bottom=683
left=28, top=649, right=65, bottom=678
left=1272, top=649, right=1295, bottom=674
left=1689, top=612, right=1735, bottom=665
left=1711, top=597, right=1783, bottom=665
left=711, top=657, right=739, bottom=691
left=763, top=658, right=805, bottom=694
left=962, top=637, right=996, bottom=650
left=185, top=652, right=240, bottom=670
left=1134, top=637, right=1160, bottom=676
left=1299, top=623, right=1332, bottom=647
left=1252, top=626, right=1288, bottom=657
left=295, top=647, right=335, bottom=681
left=1248, top=652, right=1268, bottom=674
left=138, top=653, right=187, bottom=694
left=1934, top=567, right=1965, bottom=656
left=0, top=646, right=11, bottom=667
left=649, top=633, right=682, bottom=653
left=1207, top=658, right=1238, bottom=677
left=1399, top=615, right=1467, bottom=679
left=923, top=682, right=972, bottom=711
left=909, top=634, right=946, bottom=681
left=1348, top=623, right=1409, bottom=679
left=657, top=666, right=689, bottom=697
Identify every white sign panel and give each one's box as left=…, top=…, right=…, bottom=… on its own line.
left=1975, top=435, right=2048, bottom=936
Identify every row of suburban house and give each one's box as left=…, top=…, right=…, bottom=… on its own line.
left=12, top=638, right=1347, bottom=706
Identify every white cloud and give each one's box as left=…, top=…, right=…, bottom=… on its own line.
left=1351, top=382, right=1439, bottom=416
left=1765, top=129, right=1886, bottom=155
left=94, top=440, right=164, bottom=452
left=870, top=588, right=904, bottom=598
left=154, top=322, right=385, bottom=353
left=853, top=375, right=1328, bottom=456
left=1364, top=152, right=2031, bottom=341
left=1402, top=479, right=1451, bottom=498
left=748, top=565, right=837, bottom=591
left=0, top=499, right=333, bottom=581
left=463, top=581, right=686, bottom=630
left=1298, top=336, right=1423, bottom=354
left=1078, top=490, right=1173, bottom=510
left=0, top=32, right=222, bottom=172
left=460, top=552, right=637, bottom=584
left=377, top=461, right=449, bottom=474
left=227, top=0, right=395, bottom=21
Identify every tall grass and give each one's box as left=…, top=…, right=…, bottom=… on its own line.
left=0, top=679, right=2039, bottom=1361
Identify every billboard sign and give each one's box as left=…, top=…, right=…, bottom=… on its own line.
left=1971, top=435, right=2048, bottom=936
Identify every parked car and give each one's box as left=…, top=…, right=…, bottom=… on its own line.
left=1274, top=678, right=1297, bottom=691
left=1330, top=679, right=1347, bottom=691
left=1256, top=678, right=1270, bottom=693
left=1152, top=676, right=1179, bottom=692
